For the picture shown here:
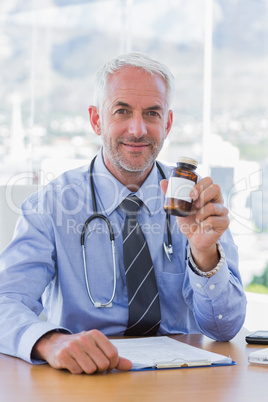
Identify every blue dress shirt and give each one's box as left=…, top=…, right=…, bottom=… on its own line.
left=0, top=150, right=247, bottom=363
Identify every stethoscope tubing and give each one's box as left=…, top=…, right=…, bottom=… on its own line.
left=81, top=155, right=172, bottom=308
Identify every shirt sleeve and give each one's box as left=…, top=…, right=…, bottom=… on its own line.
left=0, top=196, right=71, bottom=364
left=183, top=231, right=247, bottom=341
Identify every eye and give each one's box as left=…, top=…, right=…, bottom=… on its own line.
left=116, top=109, right=129, bottom=115
left=147, top=110, right=161, bottom=117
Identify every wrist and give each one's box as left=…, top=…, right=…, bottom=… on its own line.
left=189, top=243, right=219, bottom=271
left=31, top=330, right=62, bottom=361
left=188, top=241, right=225, bottom=277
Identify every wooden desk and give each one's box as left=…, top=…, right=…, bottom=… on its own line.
left=0, top=328, right=267, bottom=402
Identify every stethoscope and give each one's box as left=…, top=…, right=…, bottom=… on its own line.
left=81, top=155, right=173, bottom=308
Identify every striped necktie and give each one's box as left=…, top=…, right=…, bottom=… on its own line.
left=121, top=195, right=161, bottom=336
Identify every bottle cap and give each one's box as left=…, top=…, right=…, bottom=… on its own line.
left=177, top=157, right=198, bottom=167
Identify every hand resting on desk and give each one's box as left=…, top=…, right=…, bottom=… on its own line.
left=32, top=329, right=132, bottom=374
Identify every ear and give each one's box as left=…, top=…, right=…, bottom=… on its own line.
left=88, top=106, right=101, bottom=136
left=165, top=110, right=173, bottom=139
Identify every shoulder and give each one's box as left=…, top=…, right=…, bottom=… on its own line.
left=22, top=164, right=90, bottom=211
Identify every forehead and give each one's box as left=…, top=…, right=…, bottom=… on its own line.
left=105, top=67, right=168, bottom=106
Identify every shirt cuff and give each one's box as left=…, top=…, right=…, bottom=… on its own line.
left=188, top=241, right=226, bottom=278
left=18, top=321, right=71, bottom=364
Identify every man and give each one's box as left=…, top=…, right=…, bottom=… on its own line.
left=0, top=52, right=246, bottom=374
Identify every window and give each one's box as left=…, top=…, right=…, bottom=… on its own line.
left=1, top=0, right=268, bottom=306
left=210, top=0, right=268, bottom=298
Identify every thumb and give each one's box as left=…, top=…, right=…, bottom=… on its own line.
left=160, top=179, right=168, bottom=195
left=115, top=357, right=132, bottom=371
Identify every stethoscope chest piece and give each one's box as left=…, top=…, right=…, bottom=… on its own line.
left=163, top=242, right=173, bottom=262
left=94, top=301, right=113, bottom=308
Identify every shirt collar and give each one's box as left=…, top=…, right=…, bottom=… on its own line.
left=88, top=149, right=163, bottom=217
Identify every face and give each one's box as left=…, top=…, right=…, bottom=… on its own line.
left=90, top=67, right=173, bottom=182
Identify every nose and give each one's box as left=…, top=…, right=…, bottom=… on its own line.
left=128, top=114, right=147, bottom=138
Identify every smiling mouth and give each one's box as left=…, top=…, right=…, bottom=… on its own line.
left=122, top=142, right=150, bottom=149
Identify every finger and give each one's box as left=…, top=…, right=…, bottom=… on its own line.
left=57, top=331, right=112, bottom=374
left=198, top=210, right=230, bottom=234
left=88, top=330, right=121, bottom=372
left=89, top=330, right=132, bottom=372
left=61, top=355, right=90, bottom=375
left=199, top=215, right=230, bottom=237
left=194, top=183, right=223, bottom=209
left=195, top=203, right=229, bottom=224
left=190, top=177, right=213, bottom=201
left=160, top=179, right=168, bottom=195
left=58, top=334, right=99, bottom=374
left=53, top=344, right=91, bottom=374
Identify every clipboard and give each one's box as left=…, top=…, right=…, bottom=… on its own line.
left=110, top=336, right=235, bottom=371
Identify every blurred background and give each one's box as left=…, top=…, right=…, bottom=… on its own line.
left=1, top=0, right=268, bottom=328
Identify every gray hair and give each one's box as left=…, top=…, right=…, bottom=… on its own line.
left=94, top=52, right=175, bottom=116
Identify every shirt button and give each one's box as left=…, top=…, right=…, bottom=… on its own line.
left=218, top=314, right=223, bottom=320
left=209, top=284, right=215, bottom=290
left=196, top=283, right=202, bottom=288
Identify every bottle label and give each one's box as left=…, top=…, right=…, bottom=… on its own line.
left=166, top=177, right=195, bottom=202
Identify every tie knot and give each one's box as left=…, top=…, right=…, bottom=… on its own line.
left=121, top=195, right=143, bottom=216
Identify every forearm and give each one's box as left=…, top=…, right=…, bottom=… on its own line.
left=0, top=298, right=69, bottom=364
left=192, top=279, right=246, bottom=341
left=186, top=242, right=247, bottom=341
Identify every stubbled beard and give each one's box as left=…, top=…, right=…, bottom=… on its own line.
left=102, top=136, right=164, bottom=173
